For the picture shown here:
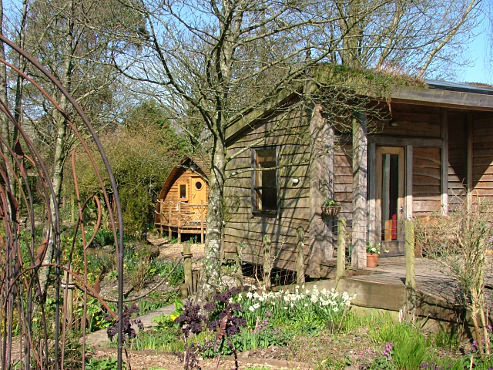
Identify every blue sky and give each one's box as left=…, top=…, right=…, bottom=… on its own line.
left=456, top=12, right=492, bottom=84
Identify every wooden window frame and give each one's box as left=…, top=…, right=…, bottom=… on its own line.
left=178, top=182, right=188, bottom=201
left=251, top=146, right=279, bottom=217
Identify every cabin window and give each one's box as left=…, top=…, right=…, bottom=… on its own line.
left=179, top=183, right=188, bottom=200
left=252, top=147, right=278, bottom=214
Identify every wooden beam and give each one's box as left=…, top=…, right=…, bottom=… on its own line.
left=466, top=113, right=473, bottom=211
left=369, top=136, right=442, bottom=148
left=351, top=111, right=368, bottom=269
left=440, top=110, right=448, bottom=216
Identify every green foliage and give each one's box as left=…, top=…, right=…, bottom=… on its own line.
left=123, top=245, right=184, bottom=291
left=431, top=327, right=460, bottom=349
left=70, top=100, right=189, bottom=235
left=85, top=357, right=122, bottom=370
left=200, top=324, right=293, bottom=358
left=131, top=326, right=183, bottom=352
left=137, top=291, right=179, bottom=315
left=79, top=297, right=114, bottom=333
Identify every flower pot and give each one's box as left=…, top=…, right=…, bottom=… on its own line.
left=321, top=205, right=341, bottom=218
left=366, top=253, right=379, bottom=267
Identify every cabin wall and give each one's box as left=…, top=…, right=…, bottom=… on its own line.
left=333, top=143, right=353, bottom=232
left=162, top=170, right=209, bottom=204
left=472, top=113, right=493, bottom=202
left=223, top=105, right=312, bottom=272
left=412, top=147, right=441, bottom=217
left=447, top=112, right=467, bottom=210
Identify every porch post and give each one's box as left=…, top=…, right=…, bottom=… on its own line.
left=440, top=110, right=449, bottom=215
left=352, top=111, right=368, bottom=269
left=466, top=113, right=473, bottom=211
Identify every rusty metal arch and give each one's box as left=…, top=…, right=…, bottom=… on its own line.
left=0, top=34, right=125, bottom=369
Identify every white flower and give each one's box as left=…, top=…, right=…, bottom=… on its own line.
left=246, top=292, right=253, bottom=299
left=253, top=303, right=260, bottom=309
left=249, top=306, right=255, bottom=312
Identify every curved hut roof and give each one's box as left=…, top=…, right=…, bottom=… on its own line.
left=157, top=154, right=210, bottom=201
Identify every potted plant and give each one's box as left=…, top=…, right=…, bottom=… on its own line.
left=366, top=241, right=381, bottom=267
left=321, top=198, right=341, bottom=218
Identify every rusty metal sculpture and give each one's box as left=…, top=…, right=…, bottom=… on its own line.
left=0, top=34, right=125, bottom=369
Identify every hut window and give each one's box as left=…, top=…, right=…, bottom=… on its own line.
left=179, top=184, right=187, bottom=200
left=252, top=147, right=278, bottom=214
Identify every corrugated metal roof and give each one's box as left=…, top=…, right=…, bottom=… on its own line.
left=426, top=79, right=493, bottom=96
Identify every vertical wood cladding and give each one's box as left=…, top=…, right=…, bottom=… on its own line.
left=223, top=105, right=312, bottom=272
left=472, top=115, right=493, bottom=200
left=447, top=113, right=467, bottom=210
left=412, top=147, right=441, bottom=216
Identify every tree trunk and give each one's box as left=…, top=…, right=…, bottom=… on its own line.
left=40, top=2, right=74, bottom=294
left=198, top=137, right=226, bottom=300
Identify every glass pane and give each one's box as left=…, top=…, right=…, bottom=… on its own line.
left=255, top=148, right=277, bottom=211
left=381, top=154, right=399, bottom=241
left=179, top=184, right=187, bottom=199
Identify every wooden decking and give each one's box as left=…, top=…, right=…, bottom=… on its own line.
left=318, top=255, right=493, bottom=322
left=155, top=200, right=207, bottom=242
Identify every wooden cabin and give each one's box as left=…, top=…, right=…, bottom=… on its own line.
left=155, top=156, right=209, bottom=242
left=223, top=77, right=493, bottom=278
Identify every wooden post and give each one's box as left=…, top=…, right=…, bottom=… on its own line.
left=200, top=202, right=205, bottom=244
left=405, top=220, right=415, bottom=289
left=352, top=111, right=368, bottom=269
left=233, top=243, right=243, bottom=285
left=336, top=217, right=346, bottom=284
left=368, top=143, right=377, bottom=242
left=405, top=145, right=413, bottom=220
left=404, top=220, right=416, bottom=321
left=466, top=113, right=473, bottom=211
left=296, top=227, right=305, bottom=285
left=183, top=243, right=193, bottom=294
left=168, top=201, right=172, bottom=239
left=263, top=234, right=272, bottom=290
left=441, top=109, right=449, bottom=215
left=63, top=270, right=74, bottom=330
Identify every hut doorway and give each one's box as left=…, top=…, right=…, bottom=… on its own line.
left=376, top=146, right=405, bottom=255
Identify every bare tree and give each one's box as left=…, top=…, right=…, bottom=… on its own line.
left=114, top=0, right=482, bottom=298
left=1, top=0, right=142, bottom=291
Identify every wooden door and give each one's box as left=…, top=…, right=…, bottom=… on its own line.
left=376, top=146, right=405, bottom=255
left=190, top=177, right=207, bottom=221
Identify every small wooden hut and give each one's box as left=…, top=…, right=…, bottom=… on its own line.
left=155, top=155, right=209, bottom=242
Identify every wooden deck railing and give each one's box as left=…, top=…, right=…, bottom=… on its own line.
left=155, top=200, right=207, bottom=242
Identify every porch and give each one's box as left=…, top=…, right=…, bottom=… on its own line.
left=321, top=255, right=493, bottom=323
left=155, top=200, right=207, bottom=242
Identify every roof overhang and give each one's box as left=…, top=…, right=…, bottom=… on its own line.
left=389, top=84, right=493, bottom=111
left=225, top=77, right=493, bottom=145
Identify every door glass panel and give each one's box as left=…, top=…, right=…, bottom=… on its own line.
left=381, top=154, right=399, bottom=241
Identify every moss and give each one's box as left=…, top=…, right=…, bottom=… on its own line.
left=310, top=63, right=427, bottom=98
